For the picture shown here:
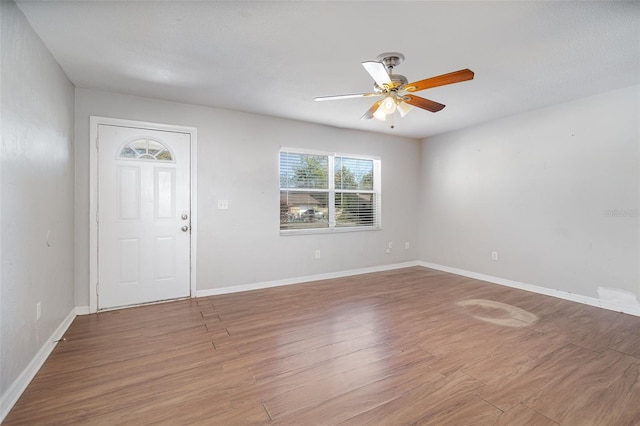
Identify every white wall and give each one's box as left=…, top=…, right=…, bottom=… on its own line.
left=74, top=89, right=421, bottom=307
left=419, top=85, right=640, bottom=305
left=0, top=0, right=75, bottom=413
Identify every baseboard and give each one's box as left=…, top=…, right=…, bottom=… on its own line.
left=419, top=261, right=640, bottom=317
left=196, top=261, right=421, bottom=297
left=0, top=307, right=77, bottom=423
left=75, top=306, right=90, bottom=315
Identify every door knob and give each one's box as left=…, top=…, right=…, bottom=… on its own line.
left=181, top=213, right=188, bottom=220
left=181, top=225, right=189, bottom=232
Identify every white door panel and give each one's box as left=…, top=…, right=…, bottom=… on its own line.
left=98, top=124, right=190, bottom=309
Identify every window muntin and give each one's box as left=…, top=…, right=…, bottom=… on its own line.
left=118, top=138, right=174, bottom=162
left=280, top=149, right=380, bottom=233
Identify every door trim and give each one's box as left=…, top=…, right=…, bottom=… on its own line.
left=89, top=116, right=198, bottom=313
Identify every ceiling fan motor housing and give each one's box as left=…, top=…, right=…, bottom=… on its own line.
left=374, top=74, right=408, bottom=93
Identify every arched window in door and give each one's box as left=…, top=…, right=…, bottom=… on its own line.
left=118, top=138, right=174, bottom=162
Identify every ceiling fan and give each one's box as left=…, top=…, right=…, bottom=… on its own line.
left=314, top=52, right=474, bottom=123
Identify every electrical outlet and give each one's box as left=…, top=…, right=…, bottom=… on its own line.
left=491, top=251, right=499, bottom=261
left=315, top=249, right=321, bottom=259
left=217, top=199, right=229, bottom=210
left=405, top=241, right=410, bottom=250
left=36, top=302, right=41, bottom=321
left=388, top=241, right=393, bottom=249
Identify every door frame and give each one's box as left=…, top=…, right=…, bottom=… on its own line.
left=89, top=116, right=198, bottom=313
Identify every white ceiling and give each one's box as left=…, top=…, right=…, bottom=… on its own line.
left=16, top=1, right=640, bottom=139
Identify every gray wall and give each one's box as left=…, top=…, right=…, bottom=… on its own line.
left=74, top=88, right=421, bottom=307
left=419, top=85, right=640, bottom=304
left=1, top=0, right=75, bottom=402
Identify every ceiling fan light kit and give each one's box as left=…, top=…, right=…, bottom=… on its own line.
left=397, top=100, right=413, bottom=118
left=380, top=95, right=397, bottom=114
left=373, top=106, right=387, bottom=121
left=315, top=52, right=474, bottom=126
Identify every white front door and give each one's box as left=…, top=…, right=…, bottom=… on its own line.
left=97, top=124, right=191, bottom=309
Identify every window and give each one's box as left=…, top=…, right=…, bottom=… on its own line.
left=118, top=138, right=174, bottom=162
left=280, top=149, right=381, bottom=233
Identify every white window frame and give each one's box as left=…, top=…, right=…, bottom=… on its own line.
left=279, top=147, right=381, bottom=235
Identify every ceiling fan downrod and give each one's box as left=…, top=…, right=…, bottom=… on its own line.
left=377, top=52, right=405, bottom=74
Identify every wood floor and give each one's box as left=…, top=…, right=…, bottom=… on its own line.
left=5, top=267, right=640, bottom=425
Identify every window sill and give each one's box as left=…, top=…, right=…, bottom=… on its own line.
left=280, top=226, right=382, bottom=236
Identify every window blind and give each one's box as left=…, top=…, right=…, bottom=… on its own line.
left=280, top=149, right=381, bottom=232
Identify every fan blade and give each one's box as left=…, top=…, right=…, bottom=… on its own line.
left=362, top=61, right=391, bottom=88
left=361, top=100, right=383, bottom=120
left=404, top=69, right=474, bottom=93
left=403, top=95, right=445, bottom=112
left=314, top=93, right=379, bottom=101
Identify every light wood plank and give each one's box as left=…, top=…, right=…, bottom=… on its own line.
left=5, top=267, right=640, bottom=425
